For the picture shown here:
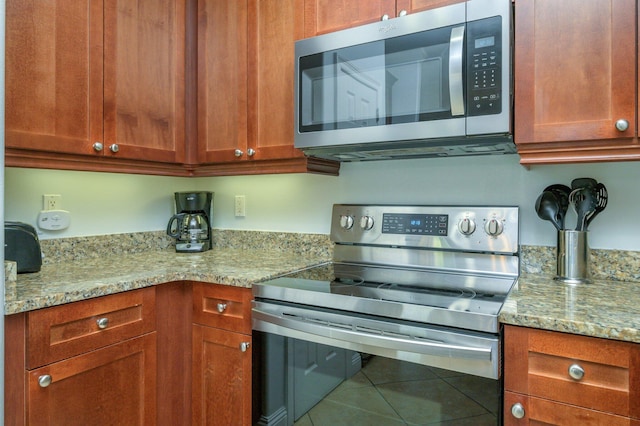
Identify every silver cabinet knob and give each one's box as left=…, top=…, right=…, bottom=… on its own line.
left=93, top=142, right=104, bottom=152
left=381, top=14, right=389, bottom=21
left=247, top=148, right=256, bottom=157
left=568, top=363, right=585, bottom=380
left=217, top=303, right=227, bottom=313
left=615, top=119, right=629, bottom=131
left=398, top=9, right=407, bottom=17
left=234, top=149, right=244, bottom=157
left=38, top=375, right=52, bottom=388
left=96, top=317, right=109, bottom=329
left=240, top=342, right=250, bottom=352
left=511, top=402, right=525, bottom=419
left=109, top=144, right=119, bottom=153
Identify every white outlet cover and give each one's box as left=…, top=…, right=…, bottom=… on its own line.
left=38, top=209, right=71, bottom=231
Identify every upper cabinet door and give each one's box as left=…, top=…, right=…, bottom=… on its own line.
left=515, top=0, right=636, bottom=149
left=103, top=0, right=186, bottom=163
left=196, top=0, right=249, bottom=163
left=303, top=0, right=396, bottom=36
left=6, top=0, right=186, bottom=166
left=5, top=0, right=103, bottom=155
left=246, top=0, right=305, bottom=162
left=303, top=0, right=464, bottom=37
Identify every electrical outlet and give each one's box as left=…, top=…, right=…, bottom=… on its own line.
left=43, top=194, right=61, bottom=211
left=235, top=195, right=246, bottom=217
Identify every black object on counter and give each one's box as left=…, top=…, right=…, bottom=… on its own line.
left=5, top=221, right=42, bottom=273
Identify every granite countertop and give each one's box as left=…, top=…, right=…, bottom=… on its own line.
left=5, top=233, right=640, bottom=345
left=499, top=274, right=640, bottom=344
left=4, top=248, right=329, bottom=315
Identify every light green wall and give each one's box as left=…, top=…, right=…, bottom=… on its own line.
left=5, top=155, right=640, bottom=250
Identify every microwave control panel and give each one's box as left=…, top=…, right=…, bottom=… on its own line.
left=467, top=16, right=503, bottom=116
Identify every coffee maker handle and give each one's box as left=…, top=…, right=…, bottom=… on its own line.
left=166, top=213, right=185, bottom=238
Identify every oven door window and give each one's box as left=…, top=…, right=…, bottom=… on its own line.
left=257, top=333, right=501, bottom=425
left=298, top=24, right=465, bottom=133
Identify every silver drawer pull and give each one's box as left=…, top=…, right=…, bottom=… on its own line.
left=615, top=119, right=629, bottom=132
left=217, top=303, right=227, bottom=313
left=240, top=342, right=250, bottom=352
left=38, top=375, right=52, bottom=388
left=96, top=317, right=109, bottom=329
left=568, top=363, right=585, bottom=381
left=511, top=402, right=525, bottom=419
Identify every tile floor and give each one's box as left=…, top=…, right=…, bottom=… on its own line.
left=293, top=356, right=499, bottom=426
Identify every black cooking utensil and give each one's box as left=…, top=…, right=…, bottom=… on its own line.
left=571, top=177, right=597, bottom=190
left=544, top=184, right=571, bottom=229
left=535, top=191, right=563, bottom=231
left=570, top=187, right=597, bottom=231
left=585, top=183, right=608, bottom=229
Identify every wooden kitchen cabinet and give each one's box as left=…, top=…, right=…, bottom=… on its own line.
left=193, top=0, right=339, bottom=176
left=192, top=283, right=253, bottom=425
left=303, top=0, right=464, bottom=36
left=503, top=325, right=640, bottom=425
left=514, top=0, right=640, bottom=165
left=5, top=287, right=157, bottom=425
left=5, top=0, right=186, bottom=175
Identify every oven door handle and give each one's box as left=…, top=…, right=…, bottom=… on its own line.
left=252, top=307, right=492, bottom=361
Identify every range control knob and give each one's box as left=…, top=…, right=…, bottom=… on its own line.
left=484, top=218, right=504, bottom=237
left=458, top=218, right=476, bottom=235
left=339, top=215, right=354, bottom=230
left=360, top=216, right=374, bottom=231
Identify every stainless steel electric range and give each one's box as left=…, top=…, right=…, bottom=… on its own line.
left=253, top=204, right=519, bottom=425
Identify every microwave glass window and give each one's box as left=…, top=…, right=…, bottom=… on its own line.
left=299, top=25, right=457, bottom=133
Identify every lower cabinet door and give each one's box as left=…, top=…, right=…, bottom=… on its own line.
left=504, top=391, right=637, bottom=426
left=27, top=333, right=157, bottom=425
left=192, top=324, right=252, bottom=426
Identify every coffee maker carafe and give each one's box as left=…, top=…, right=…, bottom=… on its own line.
left=166, top=191, right=213, bottom=252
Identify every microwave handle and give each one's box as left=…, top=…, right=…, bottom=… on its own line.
left=449, top=25, right=465, bottom=116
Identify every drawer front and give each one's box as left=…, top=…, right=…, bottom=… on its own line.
left=504, top=325, right=640, bottom=418
left=504, top=391, right=635, bottom=425
left=27, top=287, right=156, bottom=369
left=192, top=283, right=252, bottom=334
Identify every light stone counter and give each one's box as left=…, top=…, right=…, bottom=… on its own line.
left=4, top=230, right=332, bottom=315
left=500, top=274, right=640, bottom=343
left=4, top=248, right=329, bottom=315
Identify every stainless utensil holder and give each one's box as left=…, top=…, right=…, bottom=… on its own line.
left=555, top=230, right=590, bottom=284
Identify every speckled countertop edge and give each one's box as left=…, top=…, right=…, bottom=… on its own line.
left=500, top=274, right=640, bottom=343
left=4, top=248, right=329, bottom=315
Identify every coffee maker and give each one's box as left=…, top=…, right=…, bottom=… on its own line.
left=166, top=191, right=213, bottom=252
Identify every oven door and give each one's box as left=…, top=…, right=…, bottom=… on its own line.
left=253, top=301, right=499, bottom=379
left=253, top=301, right=502, bottom=425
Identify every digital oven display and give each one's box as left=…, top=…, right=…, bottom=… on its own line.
left=382, top=213, right=448, bottom=236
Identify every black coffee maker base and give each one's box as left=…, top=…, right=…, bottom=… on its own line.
left=175, top=241, right=211, bottom=253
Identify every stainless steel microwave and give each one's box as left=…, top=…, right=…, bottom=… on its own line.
left=294, top=0, right=513, bottom=161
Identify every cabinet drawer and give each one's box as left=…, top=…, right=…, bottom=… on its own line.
left=504, top=391, right=638, bottom=426
left=27, top=287, right=156, bottom=369
left=504, top=325, right=640, bottom=419
left=192, top=283, right=252, bottom=334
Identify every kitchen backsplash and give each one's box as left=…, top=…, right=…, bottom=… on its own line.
left=521, top=245, right=640, bottom=283
left=35, top=230, right=640, bottom=283
left=38, top=230, right=333, bottom=265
